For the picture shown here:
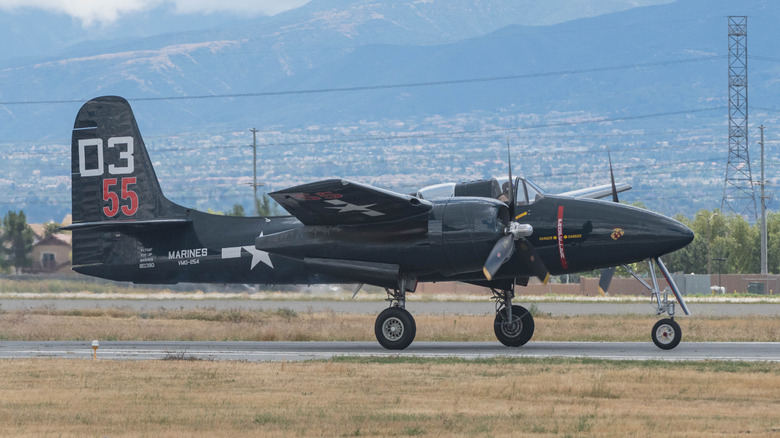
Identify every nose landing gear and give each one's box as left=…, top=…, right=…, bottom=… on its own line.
left=626, top=258, right=689, bottom=350
left=652, top=318, right=681, bottom=350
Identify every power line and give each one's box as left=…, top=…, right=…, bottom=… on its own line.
left=244, top=107, right=725, bottom=148
left=0, top=105, right=725, bottom=150
left=0, top=56, right=725, bottom=106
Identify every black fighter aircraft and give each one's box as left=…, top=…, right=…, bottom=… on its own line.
left=64, top=96, right=695, bottom=350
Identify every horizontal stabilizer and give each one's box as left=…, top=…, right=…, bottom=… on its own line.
left=271, top=179, right=432, bottom=226
left=61, top=218, right=190, bottom=231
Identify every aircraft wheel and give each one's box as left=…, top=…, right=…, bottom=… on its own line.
left=494, top=305, right=534, bottom=347
left=375, top=307, right=416, bottom=350
left=652, top=318, right=681, bottom=350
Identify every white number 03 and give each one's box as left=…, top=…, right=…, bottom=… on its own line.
left=78, top=137, right=135, bottom=177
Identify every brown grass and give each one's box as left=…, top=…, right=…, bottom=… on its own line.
left=0, top=358, right=777, bottom=437
left=0, top=307, right=778, bottom=342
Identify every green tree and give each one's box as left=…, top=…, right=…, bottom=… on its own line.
left=663, top=227, right=707, bottom=274
left=43, top=221, right=61, bottom=238
left=255, top=193, right=279, bottom=216
left=661, top=209, right=769, bottom=275
left=723, top=214, right=759, bottom=273
left=0, top=211, right=34, bottom=274
left=227, top=204, right=246, bottom=217
left=767, top=212, right=780, bottom=273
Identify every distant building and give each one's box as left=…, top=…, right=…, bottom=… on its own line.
left=25, top=216, right=73, bottom=275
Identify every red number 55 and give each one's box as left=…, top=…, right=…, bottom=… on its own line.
left=103, top=177, right=139, bottom=217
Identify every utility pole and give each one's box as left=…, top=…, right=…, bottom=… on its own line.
left=760, top=125, right=768, bottom=275
left=248, top=128, right=264, bottom=215
left=714, top=257, right=727, bottom=291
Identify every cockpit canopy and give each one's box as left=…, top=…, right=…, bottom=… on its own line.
left=416, top=177, right=545, bottom=206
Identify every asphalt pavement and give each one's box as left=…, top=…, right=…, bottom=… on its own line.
left=2, top=299, right=779, bottom=316
left=1, top=340, right=777, bottom=362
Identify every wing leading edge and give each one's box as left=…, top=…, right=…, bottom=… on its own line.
left=271, top=179, right=433, bottom=226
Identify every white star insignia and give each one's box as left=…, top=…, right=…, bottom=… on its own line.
left=325, top=199, right=384, bottom=217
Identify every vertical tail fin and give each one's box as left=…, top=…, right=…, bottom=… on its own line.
left=71, top=96, right=183, bottom=224
left=68, top=96, right=188, bottom=271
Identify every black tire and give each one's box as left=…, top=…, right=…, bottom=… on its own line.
left=652, top=318, right=682, bottom=350
left=494, top=304, right=534, bottom=347
left=375, top=307, right=416, bottom=350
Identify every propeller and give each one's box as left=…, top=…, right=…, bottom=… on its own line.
left=483, top=141, right=549, bottom=284
left=608, top=147, right=619, bottom=203
left=599, top=147, right=620, bottom=296
left=507, top=139, right=515, bottom=219
left=598, top=267, right=615, bottom=296
left=483, top=234, right=515, bottom=281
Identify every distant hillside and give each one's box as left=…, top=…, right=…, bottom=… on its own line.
left=3, top=0, right=767, bottom=142
left=3, top=0, right=780, bottom=224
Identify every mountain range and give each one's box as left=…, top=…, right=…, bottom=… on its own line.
left=2, top=0, right=780, bottom=224
left=3, top=0, right=778, bottom=142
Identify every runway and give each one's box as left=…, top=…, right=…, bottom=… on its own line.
left=2, top=299, right=779, bottom=316
left=2, top=341, right=778, bottom=362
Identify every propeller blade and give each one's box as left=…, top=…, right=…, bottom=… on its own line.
left=506, top=139, right=515, bottom=218
left=607, top=147, right=619, bottom=203
left=601, top=149, right=618, bottom=295
left=351, top=283, right=364, bottom=300
left=483, top=234, right=515, bottom=281
left=598, top=267, right=615, bottom=296
left=517, top=238, right=550, bottom=284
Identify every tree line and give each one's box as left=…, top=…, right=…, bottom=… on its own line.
left=663, top=209, right=780, bottom=275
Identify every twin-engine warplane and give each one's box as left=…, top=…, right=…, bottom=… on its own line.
left=64, top=96, right=694, bottom=351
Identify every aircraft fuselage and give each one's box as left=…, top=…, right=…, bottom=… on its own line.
left=75, top=194, right=692, bottom=288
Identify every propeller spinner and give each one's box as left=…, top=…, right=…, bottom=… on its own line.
left=483, top=143, right=549, bottom=284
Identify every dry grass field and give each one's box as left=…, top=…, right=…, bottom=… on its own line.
left=0, top=306, right=778, bottom=436
left=0, top=306, right=778, bottom=342
left=0, top=358, right=777, bottom=437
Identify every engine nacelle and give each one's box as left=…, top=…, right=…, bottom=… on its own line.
left=255, top=196, right=511, bottom=281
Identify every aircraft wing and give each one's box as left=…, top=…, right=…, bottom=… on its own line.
left=558, top=182, right=631, bottom=199
left=270, top=179, right=433, bottom=226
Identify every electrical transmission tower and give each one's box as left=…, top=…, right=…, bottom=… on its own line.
left=721, top=16, right=757, bottom=221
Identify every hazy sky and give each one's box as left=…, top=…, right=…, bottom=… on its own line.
left=0, top=0, right=309, bottom=26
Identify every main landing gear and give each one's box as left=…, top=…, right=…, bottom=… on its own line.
left=491, top=284, right=534, bottom=347
left=374, top=276, right=417, bottom=350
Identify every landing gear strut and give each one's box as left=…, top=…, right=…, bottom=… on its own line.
left=374, top=275, right=417, bottom=350
left=626, top=258, right=688, bottom=350
left=491, top=285, right=534, bottom=347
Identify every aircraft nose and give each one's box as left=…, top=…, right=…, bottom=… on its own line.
left=594, top=203, right=695, bottom=262
left=631, top=209, right=694, bottom=257
left=662, top=216, right=695, bottom=253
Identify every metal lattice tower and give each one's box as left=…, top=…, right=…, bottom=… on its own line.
left=721, top=16, right=757, bottom=221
